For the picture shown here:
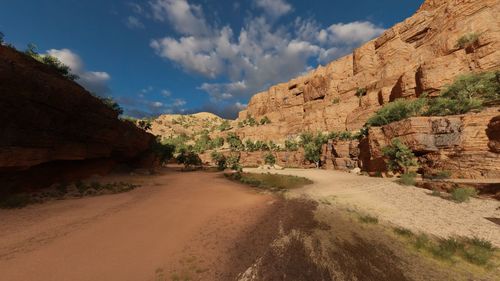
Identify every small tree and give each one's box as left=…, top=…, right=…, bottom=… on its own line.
left=210, top=151, right=227, bottom=171
left=247, top=116, right=257, bottom=126
left=382, top=138, right=418, bottom=174
left=264, top=153, right=276, bottom=166
left=211, top=136, right=224, bottom=148
left=151, top=139, right=175, bottom=165
left=177, top=151, right=202, bottom=169
left=99, top=97, right=124, bottom=115
left=226, top=132, right=243, bottom=151
left=356, top=87, right=367, bottom=97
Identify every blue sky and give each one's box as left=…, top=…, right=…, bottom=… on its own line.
left=0, top=0, right=422, bottom=118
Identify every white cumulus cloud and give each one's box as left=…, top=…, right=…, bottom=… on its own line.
left=254, top=0, right=293, bottom=18
left=46, top=49, right=111, bottom=96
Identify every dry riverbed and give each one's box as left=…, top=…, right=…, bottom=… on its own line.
left=0, top=167, right=498, bottom=281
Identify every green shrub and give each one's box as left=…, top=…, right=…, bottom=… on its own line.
left=456, top=33, right=479, bottom=49
left=176, top=151, right=202, bottom=168
left=25, top=43, right=79, bottom=81
left=426, top=71, right=499, bottom=116
left=424, top=170, right=452, bottom=180
left=137, top=119, right=152, bottom=131
left=415, top=234, right=429, bottom=250
left=367, top=97, right=427, bottom=126
left=218, top=120, right=231, bottom=131
left=151, top=140, right=175, bottom=164
left=211, top=137, right=224, bottom=148
left=98, top=96, right=123, bottom=115
left=247, top=116, right=257, bottom=126
left=356, top=87, right=367, bottom=97
left=332, top=97, right=340, bottom=104
left=226, top=154, right=242, bottom=172
left=259, top=116, right=271, bottom=125
left=431, top=238, right=464, bottom=260
left=358, top=214, right=378, bottom=224
left=339, top=131, right=352, bottom=141
left=285, top=139, right=299, bottom=151
left=264, top=153, right=276, bottom=166
left=451, top=187, right=478, bottom=203
left=394, top=227, right=413, bottom=237
left=382, top=138, right=418, bottom=174
left=226, top=133, right=243, bottom=151
left=210, top=151, right=227, bottom=171
left=399, top=172, right=417, bottom=186
left=245, top=139, right=257, bottom=152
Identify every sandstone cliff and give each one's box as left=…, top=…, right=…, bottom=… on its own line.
left=235, top=0, right=500, bottom=142
left=0, top=45, right=156, bottom=192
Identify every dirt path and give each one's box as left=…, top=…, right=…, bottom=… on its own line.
left=245, top=168, right=500, bottom=247
left=0, top=169, right=275, bottom=281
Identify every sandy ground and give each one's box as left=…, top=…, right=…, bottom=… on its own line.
left=0, top=168, right=275, bottom=281
left=246, top=168, right=500, bottom=247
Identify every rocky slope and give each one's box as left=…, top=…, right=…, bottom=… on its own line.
left=0, top=45, right=156, bottom=193
left=150, top=112, right=227, bottom=141
left=235, top=0, right=500, bottom=142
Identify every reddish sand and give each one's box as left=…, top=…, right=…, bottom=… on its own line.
left=0, top=169, right=274, bottom=281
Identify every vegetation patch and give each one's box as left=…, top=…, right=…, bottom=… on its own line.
left=225, top=172, right=313, bottom=192
left=366, top=71, right=500, bottom=126
left=382, top=139, right=418, bottom=174
left=450, top=187, right=478, bottom=203
left=0, top=181, right=141, bottom=209
left=398, top=172, right=417, bottom=186
left=358, top=214, right=379, bottom=224
left=456, top=32, right=479, bottom=49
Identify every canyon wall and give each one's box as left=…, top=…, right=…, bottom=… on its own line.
left=235, top=0, right=500, bottom=142
left=0, top=46, right=156, bottom=192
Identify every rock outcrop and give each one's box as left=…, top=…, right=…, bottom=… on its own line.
left=235, top=0, right=500, bottom=142
left=0, top=46, right=156, bottom=192
left=361, top=107, right=500, bottom=179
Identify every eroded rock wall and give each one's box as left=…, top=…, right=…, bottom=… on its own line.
left=0, top=46, right=156, bottom=191
left=236, top=0, right=500, bottom=142
left=361, top=107, right=500, bottom=179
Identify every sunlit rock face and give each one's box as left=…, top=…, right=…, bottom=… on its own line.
left=235, top=0, right=500, bottom=142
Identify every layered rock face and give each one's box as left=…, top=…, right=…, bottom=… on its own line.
left=236, top=0, right=500, bottom=142
left=361, top=107, right=500, bottom=179
left=0, top=46, right=156, bottom=192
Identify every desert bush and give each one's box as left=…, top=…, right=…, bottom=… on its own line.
left=268, top=141, right=279, bottom=151
left=193, top=132, right=212, bottom=153
left=151, top=139, right=175, bottom=164
left=456, top=33, right=479, bottom=49
left=226, top=132, right=243, bottom=151
left=382, top=138, right=418, bottom=174
left=226, top=154, right=242, bottom=172
left=338, top=131, right=353, bottom=141
left=426, top=71, right=499, bottom=116
left=264, top=153, right=276, bottom=166
left=358, top=214, right=378, bottom=224
left=218, top=120, right=231, bottom=131
left=244, top=139, right=257, bottom=152
left=98, top=96, right=123, bottom=115
left=332, top=97, right=340, bottom=104
left=137, top=119, right=152, bottom=131
left=367, top=97, right=427, bottom=126
left=424, top=170, right=452, bottom=180
left=285, top=139, right=299, bottom=151
left=356, top=87, right=367, bottom=97
left=259, top=116, right=271, bottom=125
left=394, top=227, right=413, bottom=237
left=211, top=136, right=224, bottom=148
left=210, top=151, right=227, bottom=171
left=451, top=187, right=478, bottom=203
left=25, top=43, right=79, bottom=81
left=176, top=151, right=202, bottom=168
left=399, top=172, right=417, bottom=186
